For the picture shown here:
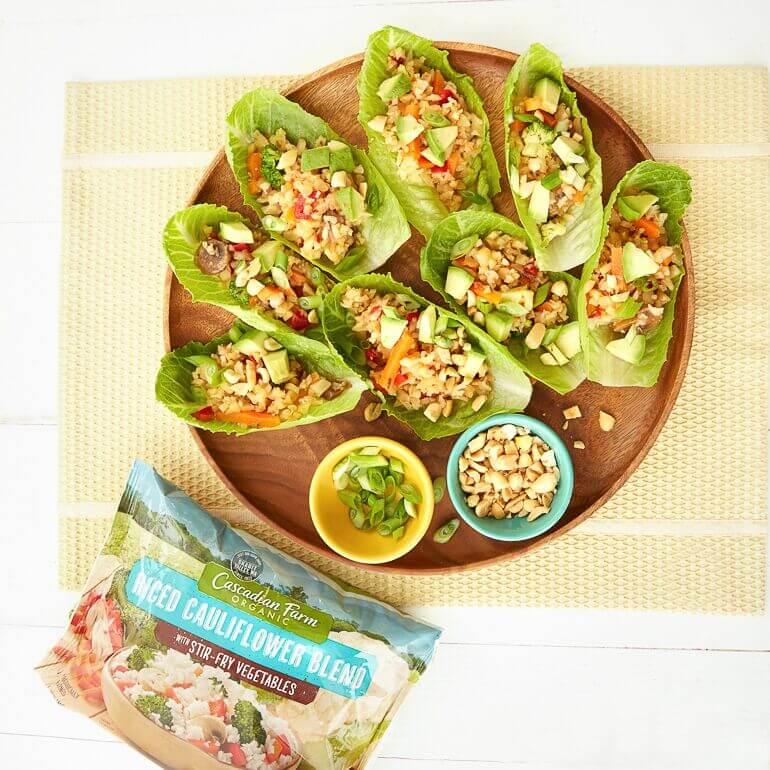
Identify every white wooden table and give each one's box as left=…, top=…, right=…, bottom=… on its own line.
left=1, top=1, right=769, bottom=767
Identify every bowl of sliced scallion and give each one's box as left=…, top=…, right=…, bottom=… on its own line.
left=309, top=436, right=435, bottom=564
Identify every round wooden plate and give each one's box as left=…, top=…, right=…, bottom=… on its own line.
left=165, top=43, right=693, bottom=574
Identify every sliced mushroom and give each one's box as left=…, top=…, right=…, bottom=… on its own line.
left=196, top=239, right=229, bottom=275
left=189, top=715, right=228, bottom=743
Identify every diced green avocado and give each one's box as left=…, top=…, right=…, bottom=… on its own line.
left=380, top=316, right=408, bottom=349
left=533, top=77, right=561, bottom=114
left=606, top=327, right=646, bottom=364
left=554, top=322, right=581, bottom=360
left=617, top=193, right=658, bottom=221
left=499, top=287, right=534, bottom=317
left=219, top=221, right=254, bottom=244
left=417, top=305, right=437, bottom=344
left=396, top=115, right=424, bottom=144
left=367, top=115, right=387, bottom=133
left=528, top=182, right=550, bottom=224
left=262, top=215, right=287, bottom=232
left=485, top=310, right=514, bottom=342
left=423, top=109, right=450, bottom=127
left=420, top=147, right=445, bottom=166
left=552, top=136, right=584, bottom=165
left=233, top=329, right=268, bottom=356
left=263, top=349, right=291, bottom=384
left=334, top=187, right=366, bottom=223
left=329, top=144, right=356, bottom=174
left=622, top=242, right=658, bottom=282
left=444, top=266, right=474, bottom=301
left=459, top=350, right=486, bottom=378
left=434, top=313, right=449, bottom=336
left=546, top=343, right=569, bottom=366
left=574, top=161, right=589, bottom=177
left=426, top=126, right=458, bottom=155
left=377, top=72, right=411, bottom=102
left=252, top=240, right=283, bottom=272
left=300, top=146, right=331, bottom=171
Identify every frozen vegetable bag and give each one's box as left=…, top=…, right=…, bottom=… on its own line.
left=37, top=461, right=441, bottom=770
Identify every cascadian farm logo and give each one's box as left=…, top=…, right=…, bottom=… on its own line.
left=231, top=550, right=264, bottom=581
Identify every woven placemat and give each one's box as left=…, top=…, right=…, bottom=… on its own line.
left=59, top=67, right=769, bottom=612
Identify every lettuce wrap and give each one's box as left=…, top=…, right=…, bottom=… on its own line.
left=421, top=210, right=585, bottom=395
left=164, top=203, right=332, bottom=348
left=226, top=88, right=409, bottom=280
left=357, top=25, right=501, bottom=237
left=503, top=43, right=603, bottom=272
left=156, top=322, right=366, bottom=434
left=578, top=160, right=692, bottom=387
left=322, top=274, right=532, bottom=440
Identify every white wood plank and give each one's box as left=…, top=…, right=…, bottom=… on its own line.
left=5, top=626, right=769, bottom=769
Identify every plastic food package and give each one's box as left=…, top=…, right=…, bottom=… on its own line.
left=37, top=460, right=441, bottom=770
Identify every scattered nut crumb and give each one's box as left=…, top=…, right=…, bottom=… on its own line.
left=458, top=425, right=560, bottom=522
left=573, top=440, right=586, bottom=450
left=599, top=411, right=615, bottom=432
left=363, top=402, right=383, bottom=422
left=562, top=421, right=568, bottom=430
left=563, top=405, right=582, bottom=420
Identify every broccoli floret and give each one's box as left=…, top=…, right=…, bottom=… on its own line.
left=126, top=646, right=155, bottom=671
left=231, top=700, right=266, bottom=745
left=523, top=121, right=556, bottom=145
left=135, top=695, right=173, bottom=728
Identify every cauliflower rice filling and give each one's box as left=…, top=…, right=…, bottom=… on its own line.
left=110, top=647, right=297, bottom=770
left=586, top=203, right=681, bottom=334
left=196, top=225, right=324, bottom=332
left=341, top=287, right=492, bottom=422
left=510, top=84, right=592, bottom=243
left=450, top=230, right=569, bottom=337
left=191, top=340, right=347, bottom=427
left=371, top=48, right=484, bottom=211
left=246, top=129, right=368, bottom=266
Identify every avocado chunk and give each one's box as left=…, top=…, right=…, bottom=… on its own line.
left=233, top=329, right=268, bottom=356
left=459, top=350, right=486, bottom=378
left=552, top=136, right=585, bottom=166
left=219, top=221, right=254, bottom=244
left=499, top=287, right=534, bottom=317
left=334, top=187, right=366, bottom=223
left=301, top=146, right=331, bottom=172
left=545, top=342, right=569, bottom=366
left=554, top=322, right=581, bottom=360
left=377, top=72, right=411, bottom=102
left=426, top=126, right=458, bottom=157
left=528, top=182, right=551, bottom=224
left=252, top=240, right=283, bottom=272
left=329, top=142, right=356, bottom=173
left=533, top=77, right=561, bottom=115
left=617, top=193, right=658, bottom=222
left=417, top=305, right=437, bottom=344
left=262, top=215, right=287, bottom=233
left=606, top=327, right=646, bottom=364
left=396, top=115, right=424, bottom=144
left=263, top=349, right=291, bottom=384
left=367, top=115, right=387, bottom=133
left=380, top=315, right=408, bottom=349
left=485, top=310, right=514, bottom=342
left=444, top=266, right=474, bottom=301
left=622, top=243, right=658, bottom=282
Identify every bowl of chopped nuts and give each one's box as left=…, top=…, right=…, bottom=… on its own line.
left=447, top=414, right=574, bottom=541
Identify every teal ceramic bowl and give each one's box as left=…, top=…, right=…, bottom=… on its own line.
left=447, top=413, right=574, bottom=541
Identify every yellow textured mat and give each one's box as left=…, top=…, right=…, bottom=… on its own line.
left=60, top=68, right=769, bottom=612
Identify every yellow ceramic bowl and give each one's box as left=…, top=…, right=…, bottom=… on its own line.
left=309, top=436, right=435, bottom=564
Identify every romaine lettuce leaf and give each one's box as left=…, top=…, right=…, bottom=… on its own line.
left=225, top=88, right=409, bottom=280
left=420, top=209, right=585, bottom=394
left=155, top=324, right=366, bottom=434
left=357, top=25, right=501, bottom=237
left=322, top=273, right=532, bottom=440
left=577, top=160, right=692, bottom=387
left=163, top=203, right=330, bottom=351
left=503, top=43, right=603, bottom=271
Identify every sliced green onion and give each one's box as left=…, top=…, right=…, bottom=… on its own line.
left=514, top=112, right=538, bottom=123
left=228, top=326, right=243, bottom=342
left=399, top=483, right=422, bottom=504
left=541, top=171, right=562, bottom=190
left=433, top=518, right=460, bottom=544
left=533, top=282, right=552, bottom=307
left=424, top=109, right=451, bottom=127
left=299, top=294, right=323, bottom=310
left=432, top=476, right=446, bottom=503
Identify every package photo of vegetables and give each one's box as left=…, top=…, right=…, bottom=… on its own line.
left=1, top=0, right=769, bottom=768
